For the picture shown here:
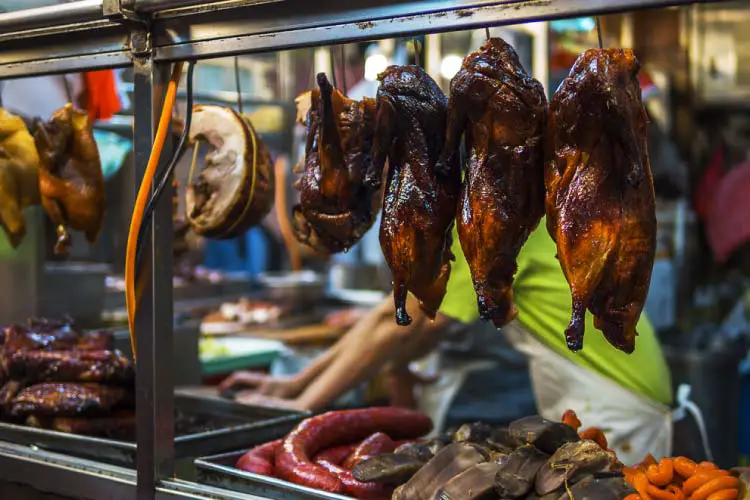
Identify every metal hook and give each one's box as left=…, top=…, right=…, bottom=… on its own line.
left=485, top=27, right=491, bottom=40
left=596, top=17, right=604, bottom=49
left=329, top=47, right=339, bottom=89
left=234, top=56, right=244, bottom=115
left=340, top=45, right=348, bottom=95
left=413, top=38, right=421, bottom=67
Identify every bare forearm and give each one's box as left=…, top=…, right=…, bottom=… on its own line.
left=293, top=303, right=392, bottom=387
left=296, top=319, right=420, bottom=411
left=296, top=313, right=453, bottom=411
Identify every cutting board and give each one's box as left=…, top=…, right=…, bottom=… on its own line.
left=204, top=322, right=345, bottom=347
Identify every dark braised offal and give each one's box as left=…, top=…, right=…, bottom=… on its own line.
left=366, top=65, right=461, bottom=325
left=292, top=73, right=380, bottom=254
left=438, top=37, right=547, bottom=329
left=545, top=48, right=656, bottom=353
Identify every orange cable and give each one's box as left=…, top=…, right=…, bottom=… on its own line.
left=125, top=62, right=184, bottom=360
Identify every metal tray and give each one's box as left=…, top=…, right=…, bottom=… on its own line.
left=0, top=394, right=308, bottom=467
left=196, top=449, right=353, bottom=500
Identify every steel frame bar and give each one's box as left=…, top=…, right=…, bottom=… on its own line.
left=0, top=0, right=715, bottom=79
left=0, top=441, right=266, bottom=499
left=153, top=0, right=705, bottom=62
left=132, top=42, right=175, bottom=500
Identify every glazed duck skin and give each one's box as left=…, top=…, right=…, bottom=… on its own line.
left=546, top=48, right=656, bottom=353
left=292, top=73, right=380, bottom=254
left=366, top=65, right=461, bottom=325
left=438, top=37, right=547, bottom=328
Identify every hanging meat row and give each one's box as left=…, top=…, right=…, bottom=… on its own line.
left=294, top=38, right=656, bottom=354
left=0, top=104, right=106, bottom=256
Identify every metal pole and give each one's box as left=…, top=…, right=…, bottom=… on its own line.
left=0, top=0, right=103, bottom=33
left=132, top=33, right=175, bottom=500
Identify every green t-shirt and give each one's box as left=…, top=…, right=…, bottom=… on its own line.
left=440, top=220, right=673, bottom=406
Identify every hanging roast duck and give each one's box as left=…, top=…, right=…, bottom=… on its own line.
left=546, top=48, right=656, bottom=354
left=437, top=37, right=547, bottom=329
left=0, top=108, right=42, bottom=249
left=292, top=73, right=380, bottom=254
left=365, top=65, right=461, bottom=326
left=33, top=104, right=106, bottom=256
left=186, top=104, right=274, bottom=239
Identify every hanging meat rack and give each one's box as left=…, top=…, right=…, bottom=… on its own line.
left=0, top=0, right=721, bottom=499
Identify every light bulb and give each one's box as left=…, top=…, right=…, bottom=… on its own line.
left=364, top=54, right=389, bottom=82
left=440, top=54, right=464, bottom=80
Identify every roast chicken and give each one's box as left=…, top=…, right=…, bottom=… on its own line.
left=0, top=108, right=41, bottom=248
left=546, top=48, right=656, bottom=353
left=438, top=38, right=547, bottom=328
left=292, top=73, right=380, bottom=254
left=366, top=65, right=461, bottom=325
left=186, top=104, right=274, bottom=239
left=33, top=104, right=106, bottom=255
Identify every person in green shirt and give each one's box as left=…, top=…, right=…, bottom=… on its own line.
left=223, top=219, right=675, bottom=465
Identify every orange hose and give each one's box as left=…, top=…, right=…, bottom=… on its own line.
left=274, top=156, right=302, bottom=272
left=125, top=62, right=184, bottom=360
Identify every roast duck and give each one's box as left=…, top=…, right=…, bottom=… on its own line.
left=292, top=73, right=380, bottom=254
left=546, top=48, right=656, bottom=353
left=0, top=318, right=135, bottom=436
left=438, top=38, right=547, bottom=329
left=33, top=104, right=106, bottom=256
left=186, top=104, right=274, bottom=239
left=365, top=65, right=461, bottom=326
left=0, top=108, right=42, bottom=248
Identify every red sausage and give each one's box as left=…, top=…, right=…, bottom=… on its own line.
left=274, top=408, right=433, bottom=493
left=235, top=439, right=283, bottom=476
left=318, top=458, right=394, bottom=499
left=314, top=444, right=358, bottom=466
left=343, top=433, right=396, bottom=470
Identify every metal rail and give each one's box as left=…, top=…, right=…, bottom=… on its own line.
left=0, top=441, right=266, bottom=500
left=0, top=0, right=103, bottom=33
left=154, top=0, right=702, bottom=62
left=0, top=0, right=709, bottom=79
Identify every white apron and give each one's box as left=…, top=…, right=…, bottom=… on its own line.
left=416, top=320, right=712, bottom=466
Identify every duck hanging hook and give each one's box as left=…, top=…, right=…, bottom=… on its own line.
left=234, top=56, right=244, bottom=115
left=413, top=38, right=422, bottom=67
left=340, top=45, right=348, bottom=94
left=485, top=27, right=491, bottom=40
left=328, top=47, right=339, bottom=89
left=596, top=17, right=604, bottom=49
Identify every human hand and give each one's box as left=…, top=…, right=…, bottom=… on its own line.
left=218, top=370, right=304, bottom=400
left=234, top=391, right=309, bottom=411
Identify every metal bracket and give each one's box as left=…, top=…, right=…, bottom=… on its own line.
left=129, top=28, right=152, bottom=57
left=104, top=0, right=152, bottom=57
left=104, top=0, right=147, bottom=25
left=103, top=0, right=139, bottom=21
